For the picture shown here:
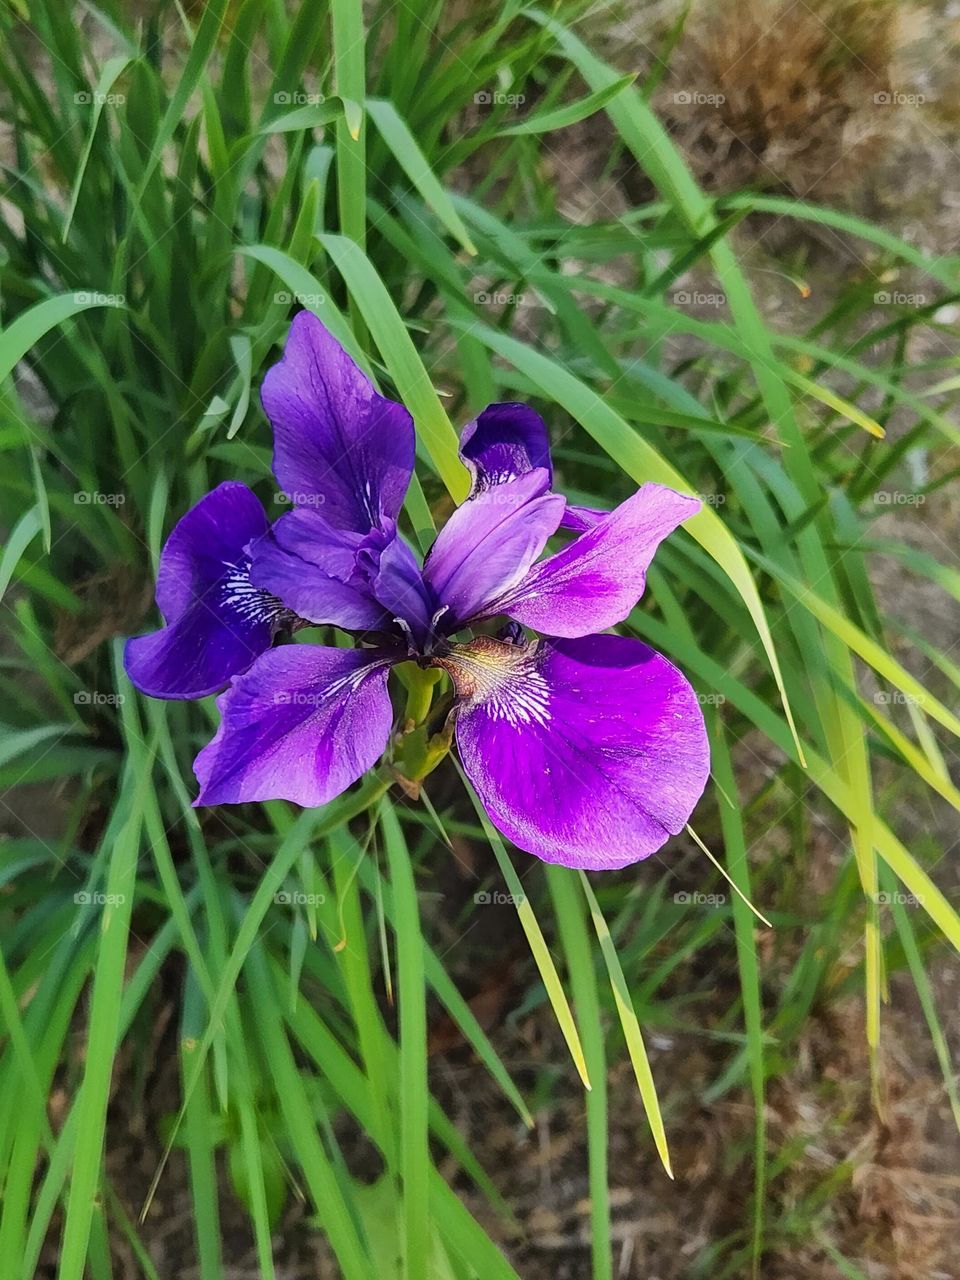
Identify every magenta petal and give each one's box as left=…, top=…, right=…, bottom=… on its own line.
left=460, top=403, right=553, bottom=496
left=262, top=312, right=414, bottom=532
left=422, top=469, right=565, bottom=630
left=194, top=645, right=397, bottom=807
left=124, top=483, right=286, bottom=700
left=455, top=634, right=709, bottom=868
left=493, top=484, right=700, bottom=637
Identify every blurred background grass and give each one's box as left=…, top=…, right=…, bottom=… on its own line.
left=1, top=1, right=958, bottom=1277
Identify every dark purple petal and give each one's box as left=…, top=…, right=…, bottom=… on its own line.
left=262, top=311, right=414, bottom=532
left=249, top=510, right=390, bottom=630
left=488, top=484, right=700, bottom=637
left=422, top=470, right=565, bottom=631
left=125, top=483, right=288, bottom=700
left=460, top=403, right=552, bottom=496
left=451, top=633, right=709, bottom=868
left=355, top=524, right=436, bottom=646
left=194, top=645, right=397, bottom=807
left=250, top=509, right=435, bottom=642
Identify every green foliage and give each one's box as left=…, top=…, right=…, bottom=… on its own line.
left=0, top=2, right=957, bottom=1276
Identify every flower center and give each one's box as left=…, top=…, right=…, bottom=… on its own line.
left=429, top=635, right=551, bottom=727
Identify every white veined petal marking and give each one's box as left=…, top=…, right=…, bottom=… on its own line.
left=431, top=635, right=551, bottom=728
left=220, top=560, right=289, bottom=625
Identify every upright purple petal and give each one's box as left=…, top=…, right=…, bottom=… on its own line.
left=422, top=470, right=565, bottom=632
left=194, top=645, right=397, bottom=807
left=263, top=312, right=414, bottom=532
left=460, top=403, right=552, bottom=496
left=449, top=633, right=709, bottom=868
left=125, top=483, right=290, bottom=700
left=487, top=484, right=700, bottom=637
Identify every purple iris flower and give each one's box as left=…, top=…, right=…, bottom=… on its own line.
left=125, top=312, right=710, bottom=870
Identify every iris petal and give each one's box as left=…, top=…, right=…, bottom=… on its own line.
left=460, top=403, right=553, bottom=495
left=124, top=483, right=287, bottom=700
left=194, top=645, right=398, bottom=806
left=422, top=469, right=565, bottom=631
left=262, top=311, right=414, bottom=532
left=450, top=633, right=709, bottom=868
left=250, top=508, right=435, bottom=642
left=488, top=483, right=700, bottom=638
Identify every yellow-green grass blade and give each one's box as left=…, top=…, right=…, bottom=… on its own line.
left=578, top=873, right=673, bottom=1179
left=380, top=805, right=431, bottom=1279
left=459, top=770, right=591, bottom=1090
left=546, top=868, right=612, bottom=1280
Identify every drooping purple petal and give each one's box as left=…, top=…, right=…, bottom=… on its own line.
left=422, top=469, right=565, bottom=631
left=125, top=483, right=289, bottom=700
left=249, top=510, right=391, bottom=631
left=250, top=509, right=435, bottom=642
left=450, top=633, right=709, bottom=868
left=194, top=645, right=398, bottom=807
left=262, top=311, right=414, bottom=532
left=460, top=403, right=553, bottom=496
left=486, top=484, right=700, bottom=637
